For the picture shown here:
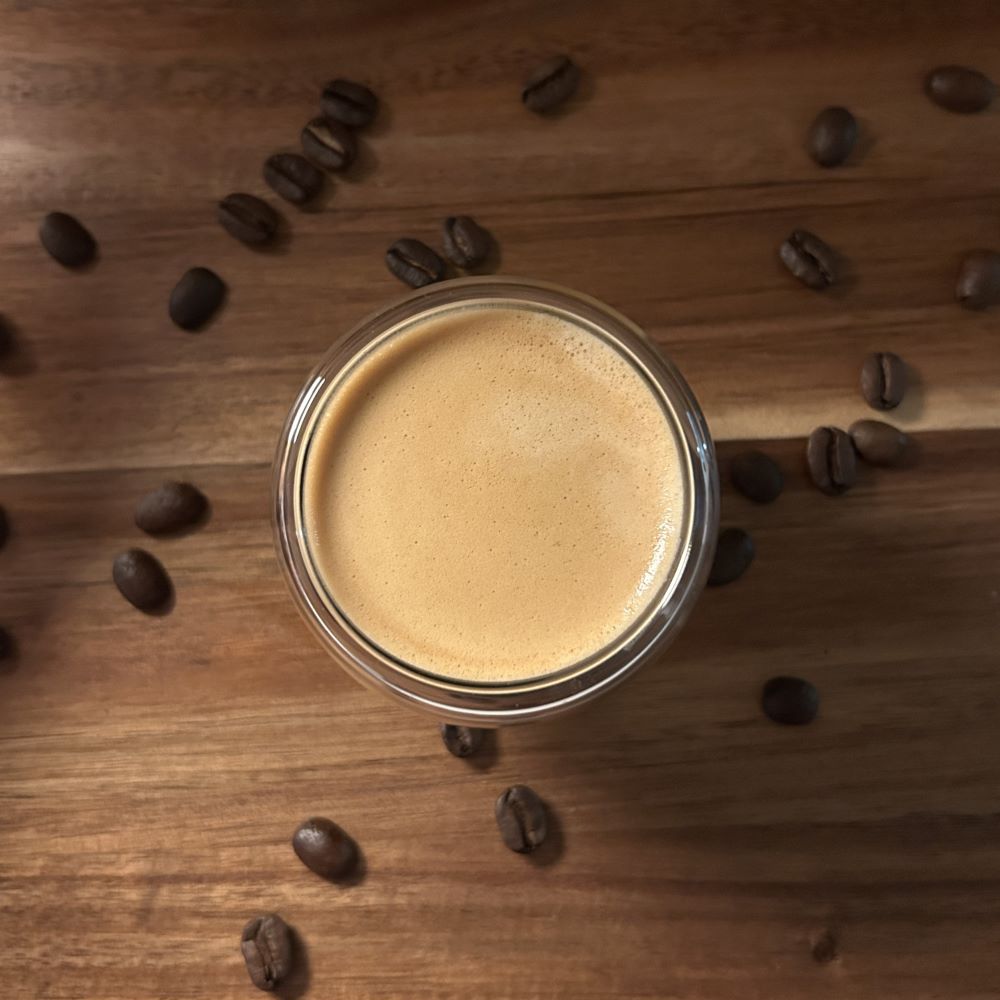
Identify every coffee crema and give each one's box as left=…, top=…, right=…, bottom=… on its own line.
left=301, top=304, right=687, bottom=682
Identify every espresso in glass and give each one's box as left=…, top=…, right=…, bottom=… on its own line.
left=275, top=279, right=717, bottom=724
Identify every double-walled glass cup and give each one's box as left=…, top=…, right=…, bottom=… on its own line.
left=274, top=277, right=718, bottom=725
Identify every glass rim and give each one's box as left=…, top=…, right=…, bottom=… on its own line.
left=274, top=276, right=719, bottom=725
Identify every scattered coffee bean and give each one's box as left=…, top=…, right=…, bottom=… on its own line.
left=807, top=106, right=858, bottom=167
left=321, top=78, right=378, bottom=128
left=385, top=238, right=446, bottom=288
left=778, top=229, right=837, bottom=289
left=440, top=724, right=485, bottom=758
left=708, top=527, right=755, bottom=587
left=112, top=549, right=171, bottom=612
left=263, top=153, right=325, bottom=205
left=292, top=816, right=357, bottom=879
left=217, top=193, right=278, bottom=246
left=0, top=504, right=7, bottom=549
left=442, top=216, right=493, bottom=269
left=301, top=116, right=357, bottom=171
left=761, top=676, right=819, bottom=725
left=241, top=913, right=293, bottom=992
left=925, top=65, right=996, bottom=113
left=522, top=55, right=580, bottom=113
left=39, top=211, right=96, bottom=268
left=849, top=419, right=909, bottom=467
left=135, top=481, right=207, bottom=535
left=806, top=426, right=856, bottom=495
left=495, top=785, right=547, bottom=854
left=956, top=250, right=1000, bottom=310
left=860, top=351, right=906, bottom=410
left=168, top=267, right=226, bottom=331
left=730, top=450, right=783, bottom=504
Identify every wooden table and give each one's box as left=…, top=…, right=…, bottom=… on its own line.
left=2, top=3, right=1000, bottom=997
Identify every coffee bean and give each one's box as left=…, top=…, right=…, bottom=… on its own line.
left=761, top=676, right=819, bottom=725
left=778, top=229, right=837, bottom=289
left=241, top=913, right=293, bottom=992
left=301, top=117, right=357, bottom=171
left=522, top=55, right=580, bottom=113
left=956, top=250, right=1000, bottom=310
left=807, top=106, right=858, bottom=168
left=292, top=816, right=357, bottom=879
left=440, top=724, right=485, bottom=758
left=217, top=193, right=278, bottom=246
left=442, top=216, right=493, bottom=269
left=0, top=504, right=7, bottom=550
left=386, top=238, right=446, bottom=288
left=169, top=267, right=226, bottom=331
left=849, top=419, right=909, bottom=467
left=39, top=212, right=96, bottom=268
left=730, top=450, right=783, bottom=504
left=495, top=785, right=547, bottom=854
left=925, top=65, right=996, bottom=113
left=860, top=351, right=906, bottom=410
left=263, top=153, right=324, bottom=205
left=708, top=527, right=755, bottom=587
left=135, top=481, right=207, bottom=535
left=321, top=78, right=378, bottom=128
left=806, top=426, right=856, bottom=495
left=112, top=549, right=171, bottom=612
left=0, top=626, right=10, bottom=661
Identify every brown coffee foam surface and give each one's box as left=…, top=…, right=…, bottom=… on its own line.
left=302, top=305, right=685, bottom=682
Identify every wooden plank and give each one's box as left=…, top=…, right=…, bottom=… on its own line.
left=3, top=431, right=1000, bottom=998
left=1, top=5, right=1000, bottom=473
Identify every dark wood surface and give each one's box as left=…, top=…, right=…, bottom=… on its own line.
left=2, top=3, right=1000, bottom=998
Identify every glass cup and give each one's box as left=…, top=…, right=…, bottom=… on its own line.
left=274, top=277, right=718, bottom=725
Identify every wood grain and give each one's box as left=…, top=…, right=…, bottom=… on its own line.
left=2, top=2, right=1000, bottom=998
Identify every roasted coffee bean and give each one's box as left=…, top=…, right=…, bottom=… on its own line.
left=956, top=250, right=1000, bottom=309
left=135, top=481, right=207, bottom=535
left=440, top=724, right=485, bottom=758
left=806, top=426, right=856, bottom=495
left=321, top=78, right=378, bottom=128
left=522, top=55, right=580, bottom=113
left=112, top=549, right=171, bottom=612
left=39, top=212, right=96, bottom=268
left=730, top=450, right=783, bottom=504
left=860, top=351, right=906, bottom=410
left=495, top=785, right=547, bottom=853
left=849, top=419, right=909, bottom=467
left=762, top=676, right=819, bottom=725
left=385, top=238, right=446, bottom=288
left=263, top=153, right=324, bottom=205
left=169, top=267, right=225, bottom=331
left=778, top=229, right=837, bottom=289
left=442, top=215, right=493, bottom=268
left=241, top=913, right=293, bottom=992
left=0, top=626, right=10, bottom=661
left=217, top=193, right=278, bottom=246
left=0, top=504, right=7, bottom=550
left=708, top=527, right=754, bottom=587
left=807, top=106, right=858, bottom=167
left=301, top=117, right=357, bottom=171
left=925, top=65, right=996, bottom=113
left=292, top=816, right=357, bottom=879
